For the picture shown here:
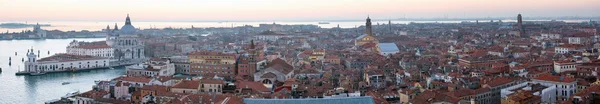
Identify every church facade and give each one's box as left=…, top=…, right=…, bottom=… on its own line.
left=355, top=17, right=381, bottom=53
left=355, top=17, right=379, bottom=47
left=105, top=14, right=145, bottom=65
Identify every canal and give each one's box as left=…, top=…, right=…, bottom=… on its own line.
left=0, top=38, right=125, bottom=104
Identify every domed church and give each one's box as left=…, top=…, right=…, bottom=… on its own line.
left=105, top=14, right=145, bottom=64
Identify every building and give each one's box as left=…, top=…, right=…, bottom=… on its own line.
left=238, top=40, right=259, bottom=80
left=253, top=58, right=294, bottom=89
left=67, top=40, right=113, bottom=58
left=567, top=32, right=594, bottom=45
left=531, top=74, right=577, bottom=101
left=22, top=49, right=110, bottom=75
left=198, top=79, right=225, bottom=94
left=365, top=69, right=386, bottom=89
left=168, top=56, right=190, bottom=75
left=378, top=43, right=399, bottom=56
left=355, top=17, right=379, bottom=47
left=126, top=57, right=175, bottom=77
left=554, top=60, right=579, bottom=73
left=170, top=79, right=225, bottom=94
left=255, top=31, right=287, bottom=42
left=106, top=14, right=145, bottom=64
left=554, top=44, right=585, bottom=54
left=171, top=80, right=200, bottom=94
left=188, top=50, right=237, bottom=78
left=501, top=82, right=556, bottom=103
left=501, top=90, right=541, bottom=104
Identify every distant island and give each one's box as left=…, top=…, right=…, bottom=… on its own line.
left=0, top=23, right=51, bottom=28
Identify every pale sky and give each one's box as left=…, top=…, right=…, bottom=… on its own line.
left=0, top=0, right=598, bottom=21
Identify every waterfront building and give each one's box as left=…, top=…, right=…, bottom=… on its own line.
left=67, top=40, right=113, bottom=58
left=126, top=57, right=175, bottom=77
left=106, top=14, right=145, bottom=64
left=22, top=48, right=110, bottom=74
left=188, top=50, right=237, bottom=78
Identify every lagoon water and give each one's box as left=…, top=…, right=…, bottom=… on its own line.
left=0, top=38, right=125, bottom=104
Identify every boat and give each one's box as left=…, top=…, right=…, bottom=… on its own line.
left=109, top=67, right=115, bottom=69
left=30, top=72, right=46, bottom=76
left=318, top=21, right=330, bottom=24
left=62, top=82, right=71, bottom=85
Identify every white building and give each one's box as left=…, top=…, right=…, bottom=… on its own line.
left=22, top=49, right=110, bottom=74
left=553, top=60, right=578, bottom=73
left=67, top=40, right=113, bottom=58
left=554, top=44, right=585, bottom=54
left=501, top=82, right=557, bottom=103
left=531, top=74, right=577, bottom=101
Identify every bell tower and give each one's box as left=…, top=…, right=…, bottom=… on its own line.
left=25, top=47, right=37, bottom=72
left=366, top=16, right=373, bottom=36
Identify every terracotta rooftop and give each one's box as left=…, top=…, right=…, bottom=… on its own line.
left=172, top=80, right=200, bottom=89
left=534, top=74, right=576, bottom=83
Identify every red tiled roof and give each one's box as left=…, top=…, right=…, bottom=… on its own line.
left=172, top=80, right=200, bottom=89
left=534, top=74, right=576, bottom=83
left=486, top=77, right=516, bottom=87
left=235, top=81, right=270, bottom=92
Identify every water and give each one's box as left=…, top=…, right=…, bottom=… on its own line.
left=0, top=38, right=125, bottom=104
left=1, top=19, right=589, bottom=33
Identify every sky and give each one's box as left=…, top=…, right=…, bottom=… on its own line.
left=0, top=0, right=598, bottom=21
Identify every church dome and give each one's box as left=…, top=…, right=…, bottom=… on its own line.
left=120, top=14, right=136, bottom=34
left=120, top=24, right=136, bottom=34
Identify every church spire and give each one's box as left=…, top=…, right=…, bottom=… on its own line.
left=125, top=14, right=132, bottom=25
left=365, top=16, right=373, bottom=36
